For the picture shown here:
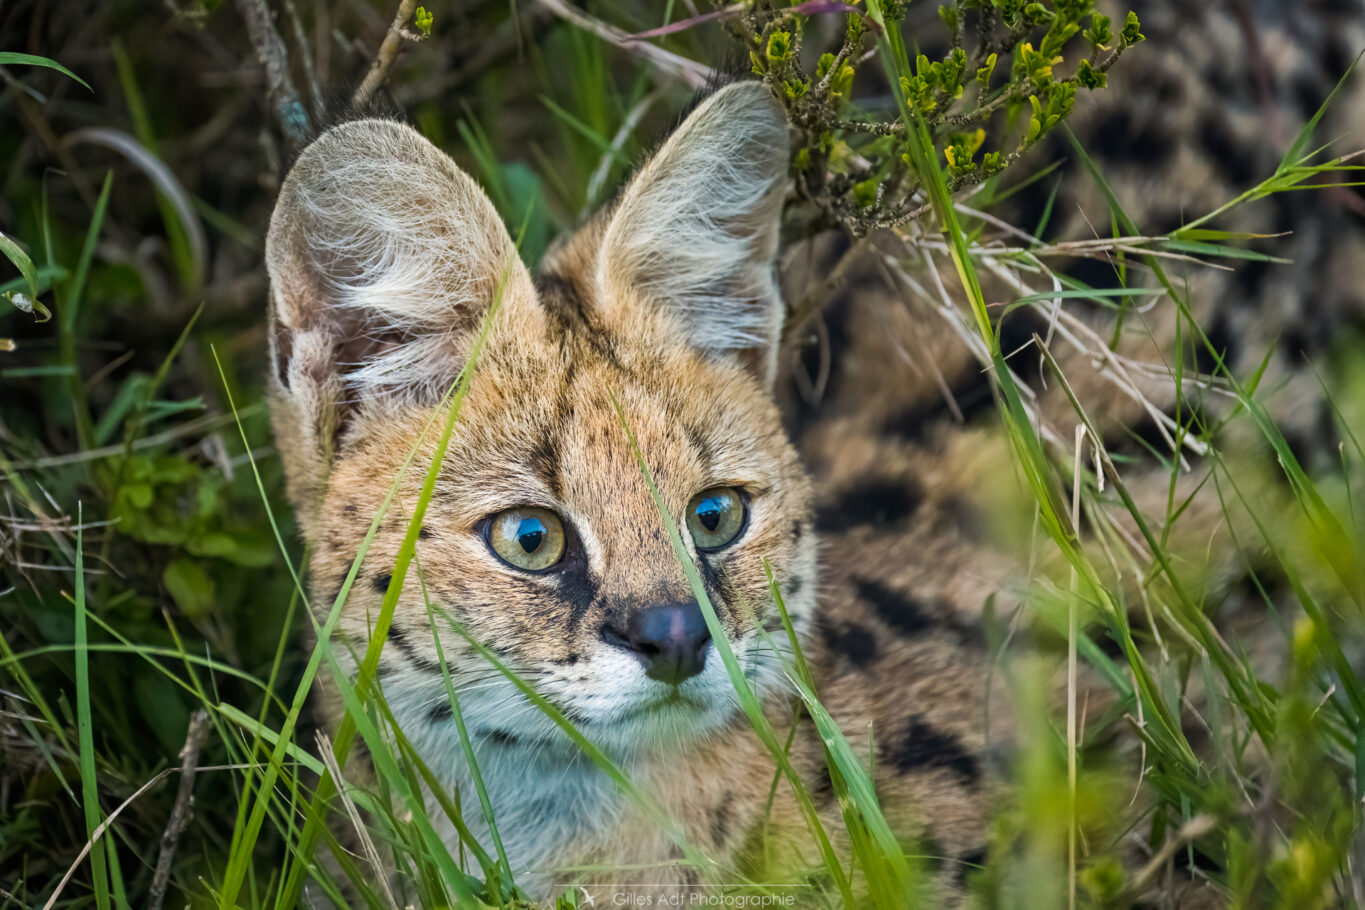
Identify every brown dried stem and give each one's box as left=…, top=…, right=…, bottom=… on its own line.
left=535, top=0, right=715, bottom=89
left=234, top=0, right=311, bottom=146
left=352, top=0, right=420, bottom=109
left=146, top=709, right=211, bottom=910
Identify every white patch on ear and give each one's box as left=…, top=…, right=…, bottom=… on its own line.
left=600, top=83, right=789, bottom=381
left=267, top=118, right=530, bottom=406
left=265, top=118, right=533, bottom=510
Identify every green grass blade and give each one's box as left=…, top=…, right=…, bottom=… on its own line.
left=418, top=568, right=514, bottom=885
left=72, top=506, right=112, bottom=910
left=58, top=169, right=113, bottom=451
left=1281, top=50, right=1362, bottom=169
left=0, top=51, right=91, bottom=90
left=210, top=353, right=456, bottom=908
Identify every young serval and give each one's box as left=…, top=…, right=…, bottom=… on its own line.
left=265, top=0, right=1365, bottom=894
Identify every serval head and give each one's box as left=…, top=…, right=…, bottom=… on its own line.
left=265, top=83, right=814, bottom=756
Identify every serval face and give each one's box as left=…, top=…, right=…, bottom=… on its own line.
left=265, top=84, right=814, bottom=756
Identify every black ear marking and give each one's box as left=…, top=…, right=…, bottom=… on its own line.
left=534, top=271, right=593, bottom=328
left=273, top=312, right=294, bottom=388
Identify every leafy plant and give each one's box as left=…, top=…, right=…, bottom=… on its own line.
left=739, top=0, right=1143, bottom=236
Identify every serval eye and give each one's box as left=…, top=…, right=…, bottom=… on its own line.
left=487, top=506, right=566, bottom=572
left=686, top=487, right=746, bottom=551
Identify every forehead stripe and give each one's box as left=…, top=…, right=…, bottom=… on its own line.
left=534, top=270, right=592, bottom=328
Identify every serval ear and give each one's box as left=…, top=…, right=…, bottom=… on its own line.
left=599, top=82, right=790, bottom=385
left=265, top=118, right=533, bottom=507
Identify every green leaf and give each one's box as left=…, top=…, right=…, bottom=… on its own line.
left=1157, top=238, right=1291, bottom=263
left=0, top=231, right=40, bottom=312
left=132, top=674, right=191, bottom=754
left=163, top=557, right=216, bottom=619
left=1171, top=228, right=1282, bottom=243
left=1120, top=10, right=1145, bottom=46
left=1076, top=58, right=1107, bottom=89
left=0, top=51, right=91, bottom=90
left=766, top=30, right=793, bottom=63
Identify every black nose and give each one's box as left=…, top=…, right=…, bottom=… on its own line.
left=603, top=602, right=712, bottom=685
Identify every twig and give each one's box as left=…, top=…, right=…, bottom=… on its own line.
left=283, top=0, right=325, bottom=120
left=1121, top=814, right=1220, bottom=901
left=781, top=237, right=870, bottom=344
left=352, top=0, right=420, bottom=110
left=147, top=709, right=211, bottom=910
left=234, top=0, right=311, bottom=146
left=535, top=0, right=715, bottom=89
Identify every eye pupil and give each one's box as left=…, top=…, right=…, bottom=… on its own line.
left=696, top=500, right=722, bottom=532
left=517, top=519, right=545, bottom=553
left=487, top=507, right=566, bottom=571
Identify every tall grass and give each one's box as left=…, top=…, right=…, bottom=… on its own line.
left=2, top=5, right=1364, bottom=909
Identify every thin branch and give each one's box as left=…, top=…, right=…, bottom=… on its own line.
left=781, top=236, right=870, bottom=345
left=147, top=709, right=211, bottom=910
left=829, top=118, right=900, bottom=136
left=282, top=0, right=325, bottom=120
left=234, top=0, right=311, bottom=146
left=353, top=0, right=420, bottom=110
left=11, top=408, right=265, bottom=470
left=1121, top=814, right=1220, bottom=902
left=535, top=0, right=715, bottom=89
